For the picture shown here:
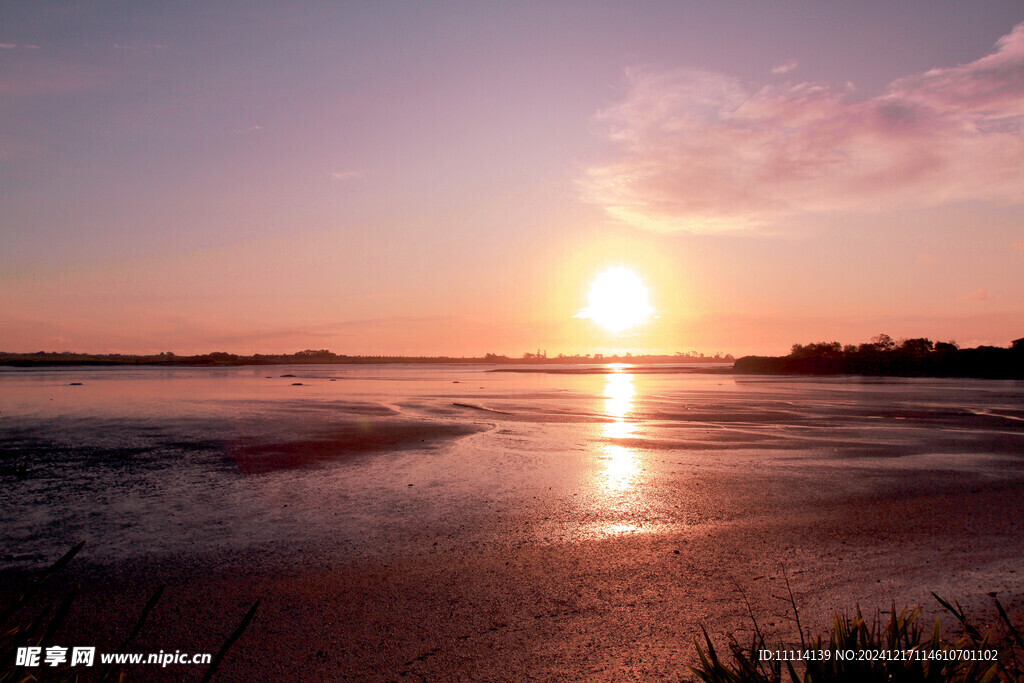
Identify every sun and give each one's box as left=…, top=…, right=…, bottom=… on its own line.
left=577, top=267, right=654, bottom=333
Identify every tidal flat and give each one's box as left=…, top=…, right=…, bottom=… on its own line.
left=2, top=365, right=1023, bottom=679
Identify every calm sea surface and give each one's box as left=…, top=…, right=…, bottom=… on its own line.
left=2, top=364, right=1022, bottom=568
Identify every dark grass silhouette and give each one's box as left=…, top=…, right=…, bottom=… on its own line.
left=0, top=543, right=258, bottom=682
left=690, top=575, right=1022, bottom=683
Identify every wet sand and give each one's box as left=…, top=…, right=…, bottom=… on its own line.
left=20, top=454, right=1024, bottom=681
left=2, top=366, right=1023, bottom=680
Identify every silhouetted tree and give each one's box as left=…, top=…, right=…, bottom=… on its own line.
left=791, top=342, right=842, bottom=359
left=899, top=338, right=934, bottom=356
left=867, top=334, right=896, bottom=352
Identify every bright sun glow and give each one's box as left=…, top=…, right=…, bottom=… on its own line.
left=577, top=267, right=654, bottom=333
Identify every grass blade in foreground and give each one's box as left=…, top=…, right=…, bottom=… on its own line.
left=690, top=597, right=1016, bottom=682
left=200, top=599, right=260, bottom=683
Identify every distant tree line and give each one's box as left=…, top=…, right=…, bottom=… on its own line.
left=488, top=351, right=733, bottom=364
left=0, top=350, right=490, bottom=366
left=0, top=348, right=734, bottom=367
left=734, top=334, right=1024, bottom=379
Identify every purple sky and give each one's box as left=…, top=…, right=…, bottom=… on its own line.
left=2, top=2, right=1022, bottom=355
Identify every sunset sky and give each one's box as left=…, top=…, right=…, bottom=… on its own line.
left=2, top=2, right=1023, bottom=356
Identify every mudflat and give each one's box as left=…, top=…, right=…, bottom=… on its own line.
left=2, top=366, right=1023, bottom=680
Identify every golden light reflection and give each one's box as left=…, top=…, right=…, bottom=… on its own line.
left=600, top=369, right=639, bottom=491
left=603, top=371, right=634, bottom=422
left=602, top=444, right=638, bottom=492
left=603, top=420, right=637, bottom=439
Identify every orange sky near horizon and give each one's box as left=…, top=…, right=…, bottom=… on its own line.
left=1, top=3, right=1022, bottom=357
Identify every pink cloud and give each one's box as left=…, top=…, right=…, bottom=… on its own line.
left=230, top=124, right=263, bottom=134
left=582, top=22, right=1024, bottom=233
left=957, top=287, right=989, bottom=302
left=771, top=59, right=798, bottom=75
left=112, top=43, right=167, bottom=50
left=1014, top=239, right=1024, bottom=251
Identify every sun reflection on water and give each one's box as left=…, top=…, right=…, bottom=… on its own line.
left=600, top=368, right=639, bottom=492
left=603, top=371, right=634, bottom=421
left=601, top=444, right=638, bottom=492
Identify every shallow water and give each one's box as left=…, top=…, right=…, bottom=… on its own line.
left=2, top=364, right=1022, bottom=568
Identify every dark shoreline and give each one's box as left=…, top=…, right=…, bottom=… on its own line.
left=4, top=334, right=1022, bottom=380
left=487, top=364, right=731, bottom=374
left=0, top=355, right=731, bottom=368
left=735, top=347, right=1024, bottom=380
left=4, top=358, right=1020, bottom=380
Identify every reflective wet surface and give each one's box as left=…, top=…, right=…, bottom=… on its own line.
left=2, top=364, right=1023, bottom=568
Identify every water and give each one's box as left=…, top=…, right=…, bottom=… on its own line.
left=2, top=364, right=1022, bottom=568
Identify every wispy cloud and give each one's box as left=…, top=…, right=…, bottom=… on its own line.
left=0, top=43, right=17, bottom=49
left=582, top=22, right=1024, bottom=234
left=0, top=61, right=106, bottom=96
left=331, top=170, right=364, bottom=181
left=230, top=124, right=262, bottom=135
left=957, top=287, right=989, bottom=302
left=771, top=59, right=798, bottom=75
left=112, top=43, right=167, bottom=50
